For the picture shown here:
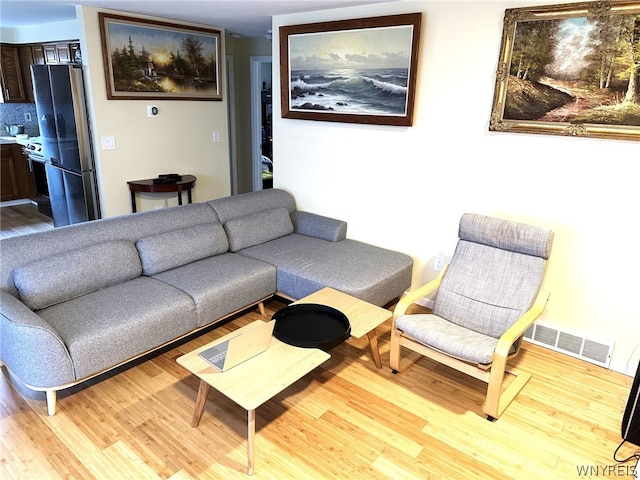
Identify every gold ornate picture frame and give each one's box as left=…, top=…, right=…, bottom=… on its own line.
left=489, top=1, right=640, bottom=141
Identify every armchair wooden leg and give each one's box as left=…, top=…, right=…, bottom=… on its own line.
left=484, top=368, right=532, bottom=420
left=390, top=325, right=402, bottom=373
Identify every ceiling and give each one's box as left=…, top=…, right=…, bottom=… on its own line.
left=0, top=0, right=398, bottom=38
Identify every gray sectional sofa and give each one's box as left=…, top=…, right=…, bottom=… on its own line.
left=0, top=188, right=413, bottom=415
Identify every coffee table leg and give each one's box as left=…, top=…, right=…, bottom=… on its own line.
left=367, top=329, right=382, bottom=368
left=191, top=379, right=211, bottom=427
left=248, top=409, right=256, bottom=475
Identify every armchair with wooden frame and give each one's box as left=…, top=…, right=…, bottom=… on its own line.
left=390, top=213, right=553, bottom=421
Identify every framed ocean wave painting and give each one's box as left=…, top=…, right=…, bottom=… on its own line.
left=489, top=1, right=640, bottom=141
left=279, top=13, right=422, bottom=126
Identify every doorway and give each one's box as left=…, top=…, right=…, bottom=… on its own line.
left=250, top=56, right=272, bottom=191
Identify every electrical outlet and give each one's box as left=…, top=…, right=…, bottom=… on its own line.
left=434, top=255, right=445, bottom=271
left=212, top=131, right=220, bottom=142
left=24, top=112, right=32, bottom=122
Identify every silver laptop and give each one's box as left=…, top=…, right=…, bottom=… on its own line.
left=198, top=320, right=275, bottom=372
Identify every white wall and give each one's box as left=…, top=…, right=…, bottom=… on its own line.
left=273, top=1, right=640, bottom=374
left=0, top=20, right=79, bottom=43
left=78, top=6, right=231, bottom=216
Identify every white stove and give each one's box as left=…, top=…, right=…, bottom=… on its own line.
left=23, top=137, right=44, bottom=157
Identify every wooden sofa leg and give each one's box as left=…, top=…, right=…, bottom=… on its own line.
left=46, top=390, right=57, bottom=416
left=257, top=302, right=265, bottom=315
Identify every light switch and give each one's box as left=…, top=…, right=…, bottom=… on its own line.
left=101, top=136, right=116, bottom=150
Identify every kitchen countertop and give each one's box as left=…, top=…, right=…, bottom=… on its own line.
left=0, top=136, right=30, bottom=146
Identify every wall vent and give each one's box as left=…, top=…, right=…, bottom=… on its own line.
left=524, top=321, right=614, bottom=368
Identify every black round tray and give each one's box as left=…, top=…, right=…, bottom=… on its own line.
left=272, top=303, right=351, bottom=351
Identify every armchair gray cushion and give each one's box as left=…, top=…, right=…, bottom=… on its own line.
left=433, top=242, right=547, bottom=338
left=396, top=213, right=553, bottom=359
left=395, top=313, right=501, bottom=364
left=459, top=213, right=553, bottom=259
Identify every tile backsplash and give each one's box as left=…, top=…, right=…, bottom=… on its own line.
left=0, top=103, right=39, bottom=137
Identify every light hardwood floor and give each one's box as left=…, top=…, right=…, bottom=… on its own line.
left=1, top=300, right=638, bottom=479
left=0, top=201, right=53, bottom=239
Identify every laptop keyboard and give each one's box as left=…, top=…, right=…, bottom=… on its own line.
left=207, top=351, right=226, bottom=368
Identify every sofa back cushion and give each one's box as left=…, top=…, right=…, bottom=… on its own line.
left=207, top=188, right=296, bottom=224
left=0, top=203, right=218, bottom=298
left=136, top=222, right=229, bottom=275
left=224, top=208, right=294, bottom=252
left=12, top=240, right=142, bottom=310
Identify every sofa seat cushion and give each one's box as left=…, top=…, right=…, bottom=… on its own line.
left=136, top=222, right=229, bottom=275
left=238, top=234, right=413, bottom=306
left=223, top=208, right=294, bottom=252
left=12, top=240, right=141, bottom=311
left=151, top=253, right=276, bottom=327
left=37, top=277, right=197, bottom=381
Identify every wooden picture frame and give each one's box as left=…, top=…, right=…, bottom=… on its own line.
left=489, top=1, right=640, bottom=141
left=279, top=13, right=422, bottom=126
left=99, top=13, right=222, bottom=100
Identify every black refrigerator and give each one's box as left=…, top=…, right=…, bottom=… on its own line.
left=31, top=64, right=100, bottom=227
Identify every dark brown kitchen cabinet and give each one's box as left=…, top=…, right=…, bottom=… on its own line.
left=0, top=45, right=27, bottom=103
left=32, top=45, right=46, bottom=65
left=32, top=42, right=80, bottom=65
left=17, top=46, right=35, bottom=102
left=43, top=44, right=59, bottom=64
left=42, top=42, right=76, bottom=64
left=1, top=144, right=35, bottom=201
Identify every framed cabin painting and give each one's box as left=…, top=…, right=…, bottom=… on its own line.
left=99, top=13, right=222, bottom=100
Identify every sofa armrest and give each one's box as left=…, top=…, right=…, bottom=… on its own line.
left=0, top=292, right=74, bottom=389
left=291, top=211, right=347, bottom=242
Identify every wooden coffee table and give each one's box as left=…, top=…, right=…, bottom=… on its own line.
left=177, top=320, right=329, bottom=475
left=293, top=287, right=393, bottom=368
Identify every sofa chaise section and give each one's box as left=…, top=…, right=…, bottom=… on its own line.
left=239, top=233, right=412, bottom=307
left=208, top=189, right=414, bottom=306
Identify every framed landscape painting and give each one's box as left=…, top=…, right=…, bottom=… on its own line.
left=99, top=13, right=222, bottom=100
left=279, top=13, right=422, bottom=126
left=489, top=1, right=640, bottom=141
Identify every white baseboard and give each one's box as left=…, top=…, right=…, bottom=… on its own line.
left=0, top=199, right=34, bottom=207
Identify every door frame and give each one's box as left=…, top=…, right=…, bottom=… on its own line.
left=250, top=56, right=272, bottom=192
left=226, top=54, right=237, bottom=195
